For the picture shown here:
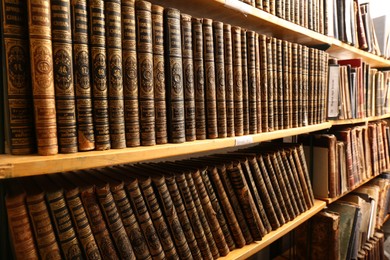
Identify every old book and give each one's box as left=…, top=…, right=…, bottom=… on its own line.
left=287, top=42, right=293, bottom=128
left=368, top=123, right=379, bottom=177
left=213, top=21, right=227, bottom=138
left=164, top=8, right=185, bottom=143
left=5, top=179, right=39, bottom=259
left=291, top=43, right=299, bottom=128
left=135, top=1, right=155, bottom=146
left=224, top=24, right=235, bottom=137
left=232, top=26, right=244, bottom=136
left=276, top=39, right=283, bottom=130
left=271, top=38, right=278, bottom=131
left=334, top=129, right=355, bottom=189
left=241, top=29, right=250, bottom=135
left=282, top=41, right=290, bottom=129
left=266, top=37, right=274, bottom=131
left=20, top=178, right=62, bottom=259
left=89, top=0, right=110, bottom=150
left=52, top=0, right=77, bottom=153
left=2, top=0, right=35, bottom=155
left=192, top=17, right=206, bottom=140
left=28, top=0, right=58, bottom=155
left=255, top=33, right=262, bottom=133
left=181, top=14, right=196, bottom=142
left=151, top=5, right=167, bottom=145
left=308, top=48, right=315, bottom=125
left=122, top=0, right=140, bottom=147
left=35, top=175, right=83, bottom=259
left=247, top=31, right=258, bottom=134
left=302, top=46, right=309, bottom=126
left=72, top=0, right=95, bottom=151
left=295, top=144, right=315, bottom=205
left=297, top=44, right=304, bottom=126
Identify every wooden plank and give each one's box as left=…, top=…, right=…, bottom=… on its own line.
left=330, top=114, right=390, bottom=126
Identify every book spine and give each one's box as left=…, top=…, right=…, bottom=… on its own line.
left=135, top=0, right=155, bottom=146
left=276, top=39, right=284, bottom=130
left=164, top=8, right=185, bottom=143
left=152, top=5, right=167, bottom=145
left=287, top=42, right=293, bottom=128
left=308, top=48, right=315, bottom=125
left=2, top=0, right=35, bottom=155
left=282, top=41, right=290, bottom=129
left=272, top=38, right=279, bottom=131
left=295, top=145, right=315, bottom=205
left=297, top=44, right=304, bottom=126
left=122, top=0, right=140, bottom=147
left=302, top=46, right=309, bottom=125
left=213, top=21, right=227, bottom=138
left=291, top=43, right=299, bottom=128
left=28, top=0, right=58, bottom=155
left=247, top=31, right=257, bottom=134
left=232, top=26, right=244, bottom=136
left=89, top=0, right=110, bottom=150
left=181, top=14, right=196, bottom=142
left=255, top=33, right=262, bottom=133
left=259, top=35, right=268, bottom=132
left=266, top=37, right=274, bottom=131
left=224, top=24, right=235, bottom=137
left=52, top=0, right=77, bottom=153
left=72, top=0, right=95, bottom=151
left=241, top=29, right=250, bottom=135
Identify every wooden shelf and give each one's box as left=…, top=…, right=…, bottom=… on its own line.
left=383, top=214, right=390, bottom=224
left=0, top=122, right=331, bottom=178
left=219, top=200, right=326, bottom=260
left=329, top=114, right=390, bottom=126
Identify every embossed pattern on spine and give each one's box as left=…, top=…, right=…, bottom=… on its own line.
left=224, top=24, right=235, bottom=137
left=232, top=26, right=243, bottom=136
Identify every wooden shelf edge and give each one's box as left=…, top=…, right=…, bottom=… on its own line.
left=329, top=114, right=390, bottom=126
left=0, top=123, right=331, bottom=178
left=219, top=200, right=326, bottom=260
left=383, top=214, right=390, bottom=225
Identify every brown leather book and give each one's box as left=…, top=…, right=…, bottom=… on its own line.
left=72, top=0, right=95, bottom=151
left=232, top=26, right=244, bottom=136
left=241, top=29, right=250, bottom=135
left=259, top=35, right=268, bottom=132
left=368, top=123, right=379, bottom=176
left=255, top=33, right=262, bottom=133
left=271, top=38, right=279, bottom=131
left=223, top=24, right=235, bottom=137
left=20, top=177, right=62, bottom=259
left=308, top=48, right=315, bottom=125
left=266, top=37, right=274, bottom=131
left=297, top=44, right=304, bottom=127
left=287, top=41, right=293, bottom=128
left=122, top=0, right=140, bottom=147
left=377, top=122, right=386, bottom=173
left=164, top=8, right=185, bottom=143
left=181, top=14, right=196, bottom=142
left=192, top=17, right=206, bottom=140
left=275, top=39, right=284, bottom=130
left=334, top=129, right=355, bottom=189
left=152, top=5, right=168, bottom=145
left=302, top=46, right=309, bottom=126
left=213, top=21, right=227, bottom=138
left=294, top=144, right=315, bottom=206
left=28, top=0, right=58, bottom=155
left=52, top=0, right=77, bottom=153
left=2, top=0, right=35, bottom=155
left=247, top=31, right=258, bottom=134
left=291, top=43, right=299, bottom=128
left=89, top=0, right=110, bottom=150
left=263, top=0, right=270, bottom=12
left=135, top=0, right=156, bottom=146
left=5, top=179, right=39, bottom=259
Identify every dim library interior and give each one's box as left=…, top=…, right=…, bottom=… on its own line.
left=2, top=0, right=390, bottom=259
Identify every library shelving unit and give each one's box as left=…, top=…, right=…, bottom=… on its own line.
left=1, top=0, right=390, bottom=259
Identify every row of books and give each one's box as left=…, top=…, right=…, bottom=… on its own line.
left=295, top=174, right=390, bottom=260
left=327, top=58, right=390, bottom=120
left=3, top=143, right=315, bottom=259
left=1, top=0, right=329, bottom=156
left=300, top=120, right=390, bottom=199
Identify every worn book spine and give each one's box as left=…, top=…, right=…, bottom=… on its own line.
left=164, top=8, right=185, bottom=143
left=203, top=18, right=218, bottom=139
left=152, top=5, right=167, bottom=145
left=181, top=14, right=196, bottom=142
left=89, top=0, right=110, bottom=150
left=213, top=21, right=227, bottom=138
left=135, top=1, right=155, bottom=146
left=291, top=43, right=299, bottom=128
left=241, top=29, right=250, bottom=135
left=232, top=26, right=244, bottom=136
left=255, top=33, right=262, bottom=133
left=295, top=145, right=315, bottom=205
left=72, top=0, right=95, bottom=151
left=259, top=37, right=269, bottom=132
left=224, top=24, right=235, bottom=137
left=28, top=0, right=58, bottom=155
left=122, top=0, right=140, bottom=147
left=263, top=0, right=270, bottom=12
left=247, top=31, right=257, bottom=134
left=165, top=176, right=202, bottom=259
left=297, top=44, right=304, bottom=126
left=2, top=0, right=35, bottom=155
left=52, top=0, right=77, bottom=153
left=308, top=48, right=315, bottom=125
left=288, top=42, right=293, bottom=128
left=276, top=39, right=283, bottom=130
left=272, top=38, right=279, bottom=131
left=302, top=46, right=309, bottom=125
left=282, top=41, right=290, bottom=129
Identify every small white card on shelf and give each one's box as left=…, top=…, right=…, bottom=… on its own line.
left=235, top=136, right=254, bottom=146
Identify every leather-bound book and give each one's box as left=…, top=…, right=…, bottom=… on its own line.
left=259, top=35, right=268, bottom=132
left=164, top=8, right=185, bottom=143
left=232, top=26, right=244, bottom=136
left=35, top=175, right=83, bottom=259
left=52, top=0, right=77, bottom=153
left=89, top=0, right=110, bottom=150
left=122, top=0, right=140, bottom=147
left=294, top=144, right=315, bottom=206
left=266, top=37, right=274, bottom=131
left=302, top=46, right=309, bottom=126
left=247, top=31, right=258, bottom=134
left=152, top=5, right=168, bottom=145
left=271, top=38, right=279, bottom=131
left=192, top=17, right=206, bottom=140
left=28, top=0, right=58, bottom=155
left=263, top=0, right=270, bottom=13
left=181, top=14, right=196, bottom=142
left=105, top=0, right=126, bottom=149
left=334, top=129, right=355, bottom=189
left=72, top=0, right=95, bottom=151
left=297, top=44, right=304, bottom=126
left=135, top=0, right=155, bottom=146
left=20, top=177, right=62, bottom=259
left=284, top=41, right=292, bottom=129
left=213, top=21, right=227, bottom=138
left=5, top=179, right=39, bottom=259
left=308, top=48, right=315, bottom=125
left=241, top=29, right=250, bottom=135
left=2, top=0, right=35, bottom=154
left=287, top=42, right=293, bottom=128
left=255, top=33, right=262, bottom=133
left=223, top=24, right=235, bottom=137
left=203, top=18, right=218, bottom=139
left=276, top=39, right=284, bottom=130
left=291, top=43, right=299, bottom=128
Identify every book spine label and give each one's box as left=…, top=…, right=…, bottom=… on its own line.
left=232, top=26, right=244, bottom=136
left=224, top=24, right=235, bottom=137
left=241, top=29, right=249, bottom=135
left=28, top=0, right=58, bottom=155
left=247, top=31, right=258, bottom=134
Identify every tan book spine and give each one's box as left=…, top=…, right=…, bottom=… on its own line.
left=28, top=0, right=58, bottom=155
left=247, top=31, right=258, bottom=134
left=2, top=0, right=35, bottom=155
left=255, top=33, right=262, bottom=133
left=122, top=0, right=140, bottom=147
left=263, top=0, right=270, bottom=13
left=52, top=0, right=77, bottom=153
left=89, top=0, right=110, bottom=150
left=72, top=0, right=95, bottom=151
left=224, top=24, right=235, bottom=137
left=232, top=26, right=244, bottom=136
left=302, top=46, right=309, bottom=126
left=241, top=29, right=250, bottom=135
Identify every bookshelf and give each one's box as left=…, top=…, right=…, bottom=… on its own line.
left=330, top=114, right=390, bottom=126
